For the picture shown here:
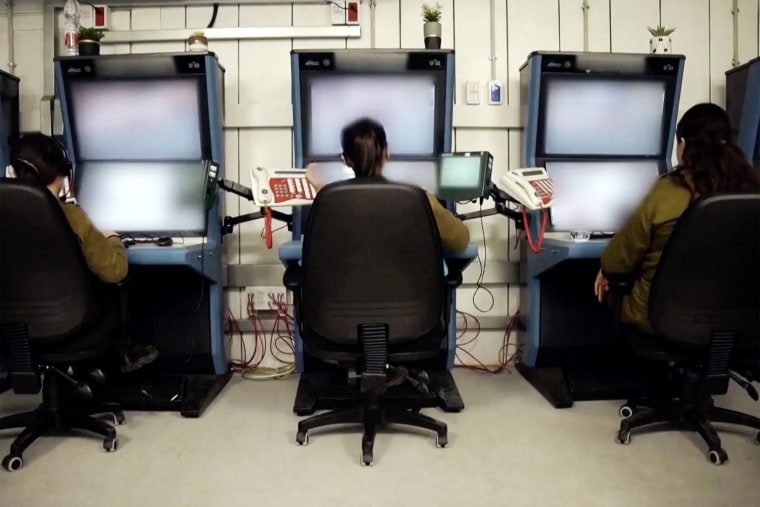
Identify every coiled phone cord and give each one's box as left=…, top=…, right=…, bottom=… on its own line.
left=521, top=207, right=549, bottom=254
left=264, top=207, right=273, bottom=249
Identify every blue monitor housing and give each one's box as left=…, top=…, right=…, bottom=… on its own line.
left=290, top=49, right=456, bottom=371
left=0, top=70, right=20, bottom=168
left=517, top=52, right=685, bottom=408
left=55, top=52, right=230, bottom=417
left=726, top=56, right=760, bottom=170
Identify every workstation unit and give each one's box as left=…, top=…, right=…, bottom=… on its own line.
left=516, top=51, right=686, bottom=408
left=726, top=56, right=760, bottom=170
left=54, top=52, right=231, bottom=417
left=283, top=49, right=476, bottom=415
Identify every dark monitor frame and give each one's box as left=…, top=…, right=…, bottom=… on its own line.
left=536, top=73, right=679, bottom=160
left=437, top=151, right=493, bottom=202
left=0, top=70, right=20, bottom=147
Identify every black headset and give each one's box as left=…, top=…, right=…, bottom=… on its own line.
left=11, top=135, right=74, bottom=200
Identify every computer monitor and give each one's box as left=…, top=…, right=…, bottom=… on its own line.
left=544, top=160, right=661, bottom=233
left=306, top=75, right=437, bottom=158
left=539, top=78, right=667, bottom=158
left=74, top=161, right=208, bottom=235
left=436, top=152, right=493, bottom=201
left=65, top=78, right=208, bottom=161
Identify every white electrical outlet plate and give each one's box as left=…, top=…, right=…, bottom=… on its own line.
left=247, top=287, right=290, bottom=311
left=331, top=1, right=346, bottom=25
left=488, top=80, right=503, bottom=105
left=466, top=81, right=480, bottom=105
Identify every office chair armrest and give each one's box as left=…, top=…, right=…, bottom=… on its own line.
left=443, top=242, right=478, bottom=289
left=283, top=266, right=303, bottom=291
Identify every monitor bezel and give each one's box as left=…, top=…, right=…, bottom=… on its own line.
left=536, top=74, right=678, bottom=160
left=63, top=76, right=213, bottom=163
left=73, top=161, right=210, bottom=238
left=543, top=158, right=668, bottom=234
left=298, top=70, right=449, bottom=161
left=0, top=71, right=20, bottom=149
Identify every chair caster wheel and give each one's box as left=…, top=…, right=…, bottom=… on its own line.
left=113, top=413, right=126, bottom=426
left=360, top=450, right=373, bottom=466
left=754, top=432, right=760, bottom=445
left=616, top=429, right=631, bottom=445
left=618, top=404, right=634, bottom=418
left=296, top=431, right=308, bottom=446
left=708, top=448, right=728, bottom=465
left=2, top=454, right=23, bottom=472
left=436, top=434, right=448, bottom=448
left=103, top=438, right=118, bottom=452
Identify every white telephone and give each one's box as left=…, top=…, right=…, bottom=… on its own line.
left=497, top=167, right=554, bottom=210
left=250, top=166, right=317, bottom=207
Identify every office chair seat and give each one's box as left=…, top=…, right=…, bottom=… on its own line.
left=620, top=325, right=699, bottom=364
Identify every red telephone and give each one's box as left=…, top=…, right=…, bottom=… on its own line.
left=250, top=167, right=317, bottom=207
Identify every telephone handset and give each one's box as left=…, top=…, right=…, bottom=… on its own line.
left=250, top=166, right=317, bottom=207
left=496, top=167, right=554, bottom=254
left=497, top=167, right=554, bottom=210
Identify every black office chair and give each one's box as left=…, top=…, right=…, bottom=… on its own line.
left=283, top=178, right=464, bottom=466
left=0, top=179, right=124, bottom=472
left=607, top=193, right=760, bottom=465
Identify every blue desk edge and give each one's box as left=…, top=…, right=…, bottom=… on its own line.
left=279, top=240, right=478, bottom=263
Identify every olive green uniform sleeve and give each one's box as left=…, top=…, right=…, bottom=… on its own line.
left=427, top=194, right=470, bottom=252
left=600, top=189, right=656, bottom=274
left=61, top=204, right=129, bottom=283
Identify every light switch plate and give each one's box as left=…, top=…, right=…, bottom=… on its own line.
left=466, top=81, right=480, bottom=105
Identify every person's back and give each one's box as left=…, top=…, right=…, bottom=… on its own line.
left=598, top=103, right=760, bottom=334
left=323, top=117, right=469, bottom=252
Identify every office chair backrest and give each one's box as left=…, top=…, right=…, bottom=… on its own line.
left=302, top=178, right=446, bottom=345
left=649, top=193, right=760, bottom=347
left=0, top=179, right=97, bottom=340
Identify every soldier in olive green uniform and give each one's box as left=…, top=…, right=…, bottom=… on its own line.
left=9, top=133, right=159, bottom=372
left=309, top=117, right=470, bottom=253
left=595, top=103, right=760, bottom=334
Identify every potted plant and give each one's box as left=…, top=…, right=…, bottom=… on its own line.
left=78, top=27, right=105, bottom=56
left=187, top=31, right=209, bottom=52
left=648, top=25, right=676, bottom=54
left=422, top=2, right=442, bottom=50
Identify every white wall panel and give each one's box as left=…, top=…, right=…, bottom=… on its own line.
left=662, top=0, right=711, bottom=119
left=347, top=0, right=401, bottom=49
left=507, top=0, right=559, bottom=105
left=609, top=0, right=659, bottom=53
left=710, top=0, right=736, bottom=106
left=738, top=0, right=759, bottom=64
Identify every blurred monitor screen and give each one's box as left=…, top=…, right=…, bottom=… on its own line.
left=542, top=79, right=667, bottom=157
left=75, top=161, right=207, bottom=235
left=307, top=75, right=437, bottom=157
left=69, top=79, right=204, bottom=161
left=545, top=160, right=661, bottom=232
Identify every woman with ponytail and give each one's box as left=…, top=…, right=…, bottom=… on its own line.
left=309, top=117, right=470, bottom=252
left=594, top=103, right=760, bottom=334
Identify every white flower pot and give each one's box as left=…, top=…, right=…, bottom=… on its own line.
left=650, top=37, right=672, bottom=54
left=424, top=21, right=441, bottom=49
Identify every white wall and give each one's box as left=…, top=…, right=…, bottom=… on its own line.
left=1, top=0, right=759, bottom=367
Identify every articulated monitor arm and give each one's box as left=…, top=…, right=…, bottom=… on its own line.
left=454, top=183, right=526, bottom=230
left=217, top=178, right=294, bottom=235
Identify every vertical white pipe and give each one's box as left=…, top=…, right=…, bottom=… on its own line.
left=6, top=0, right=17, bottom=74
left=581, top=0, right=589, bottom=52
left=369, top=0, right=376, bottom=49
left=731, top=0, right=740, bottom=66
left=489, top=0, right=496, bottom=79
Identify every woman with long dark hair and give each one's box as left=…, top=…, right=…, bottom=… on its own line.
left=594, top=103, right=760, bottom=333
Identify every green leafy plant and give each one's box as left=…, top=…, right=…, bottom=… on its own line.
left=79, top=26, right=105, bottom=41
left=648, top=25, right=676, bottom=37
left=422, top=2, right=442, bottom=23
